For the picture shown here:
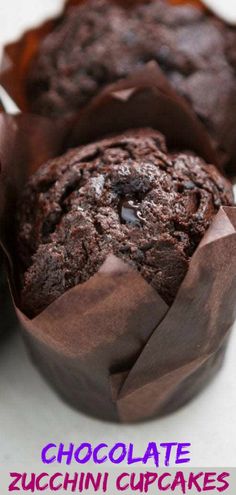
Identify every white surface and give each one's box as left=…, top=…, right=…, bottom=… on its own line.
left=1, top=328, right=236, bottom=470
left=0, top=0, right=236, bottom=474
left=203, top=0, right=236, bottom=24
left=0, top=0, right=64, bottom=45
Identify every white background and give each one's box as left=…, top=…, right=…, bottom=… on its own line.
left=0, top=0, right=236, bottom=479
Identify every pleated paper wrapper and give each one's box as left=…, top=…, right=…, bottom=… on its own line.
left=0, top=0, right=205, bottom=113
left=3, top=0, right=235, bottom=175
left=0, top=102, right=18, bottom=334
left=0, top=68, right=235, bottom=422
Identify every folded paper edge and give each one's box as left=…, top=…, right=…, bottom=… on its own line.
left=14, top=206, right=236, bottom=356
left=199, top=206, right=236, bottom=247
left=16, top=253, right=168, bottom=352
left=115, top=206, right=236, bottom=398
left=114, top=326, right=232, bottom=402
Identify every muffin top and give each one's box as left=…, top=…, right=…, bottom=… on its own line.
left=16, top=128, right=233, bottom=317
left=27, top=0, right=236, bottom=167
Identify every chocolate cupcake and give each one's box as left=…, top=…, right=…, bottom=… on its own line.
left=16, top=128, right=233, bottom=318
left=0, top=111, right=234, bottom=421
left=26, top=0, right=236, bottom=168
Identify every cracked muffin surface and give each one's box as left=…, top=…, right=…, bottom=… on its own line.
left=16, top=128, right=233, bottom=317
left=27, top=0, right=236, bottom=167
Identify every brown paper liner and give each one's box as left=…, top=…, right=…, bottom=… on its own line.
left=0, top=268, right=18, bottom=337
left=0, top=81, right=235, bottom=421
left=4, top=0, right=233, bottom=174
left=69, top=62, right=218, bottom=168
left=10, top=208, right=236, bottom=423
left=0, top=0, right=206, bottom=115
left=0, top=113, right=67, bottom=286
left=4, top=0, right=235, bottom=178
left=0, top=104, right=17, bottom=335
left=0, top=104, right=7, bottom=335
left=0, top=112, right=68, bottom=335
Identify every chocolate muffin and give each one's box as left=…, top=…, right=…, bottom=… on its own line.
left=16, top=129, right=233, bottom=317
left=27, top=0, right=236, bottom=167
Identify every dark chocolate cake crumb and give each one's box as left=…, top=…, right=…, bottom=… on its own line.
left=27, top=0, right=236, bottom=167
left=16, top=129, right=233, bottom=317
